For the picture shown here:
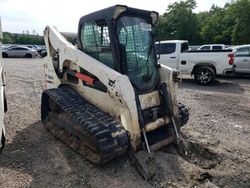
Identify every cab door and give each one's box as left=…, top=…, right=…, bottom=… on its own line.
left=235, top=47, right=250, bottom=74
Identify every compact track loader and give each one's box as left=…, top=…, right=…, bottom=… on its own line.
left=41, top=5, right=189, bottom=179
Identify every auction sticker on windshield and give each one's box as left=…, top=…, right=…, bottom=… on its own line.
left=140, top=23, right=152, bottom=31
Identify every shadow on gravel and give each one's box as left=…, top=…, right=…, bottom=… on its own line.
left=0, top=121, right=89, bottom=187
left=212, top=173, right=250, bottom=188
left=0, top=121, right=151, bottom=188
left=173, top=139, right=250, bottom=188
left=179, top=79, right=245, bottom=94
left=1, top=121, right=250, bottom=187
left=0, top=121, right=97, bottom=187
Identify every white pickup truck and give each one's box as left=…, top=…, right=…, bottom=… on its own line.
left=156, top=40, right=235, bottom=85
left=197, top=44, right=227, bottom=51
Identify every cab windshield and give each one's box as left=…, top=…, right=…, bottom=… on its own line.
left=116, top=16, right=159, bottom=92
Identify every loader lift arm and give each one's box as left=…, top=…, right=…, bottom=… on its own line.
left=0, top=17, right=6, bottom=152
left=44, top=25, right=131, bottom=98
left=44, top=25, right=141, bottom=150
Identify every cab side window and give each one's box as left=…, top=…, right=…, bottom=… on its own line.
left=236, top=47, right=250, bottom=57
left=155, top=43, right=176, bottom=54
left=212, top=46, right=222, bottom=50
left=200, top=46, right=210, bottom=50
left=181, top=43, right=189, bottom=52
left=80, top=19, right=114, bottom=69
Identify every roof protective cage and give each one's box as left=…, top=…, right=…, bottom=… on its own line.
left=78, top=5, right=159, bottom=28
left=77, top=5, right=159, bottom=51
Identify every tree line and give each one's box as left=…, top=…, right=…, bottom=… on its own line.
left=2, top=30, right=77, bottom=45
left=3, top=30, right=44, bottom=45
left=157, top=0, right=250, bottom=45
left=2, top=0, right=250, bottom=45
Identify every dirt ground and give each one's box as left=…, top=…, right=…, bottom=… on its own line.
left=0, top=58, right=249, bottom=188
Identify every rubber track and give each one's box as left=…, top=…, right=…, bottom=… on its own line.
left=42, top=86, right=129, bottom=164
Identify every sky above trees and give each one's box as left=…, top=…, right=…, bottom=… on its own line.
left=0, top=0, right=229, bottom=34
left=3, top=0, right=249, bottom=45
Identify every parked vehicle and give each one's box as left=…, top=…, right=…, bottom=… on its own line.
left=197, top=44, right=226, bottom=51
left=1, top=45, right=16, bottom=50
left=2, top=46, right=38, bottom=58
left=233, top=45, right=250, bottom=74
left=156, top=40, right=235, bottom=85
left=25, top=45, right=42, bottom=54
left=1, top=45, right=7, bottom=50
left=40, top=48, right=47, bottom=57
left=189, top=45, right=200, bottom=51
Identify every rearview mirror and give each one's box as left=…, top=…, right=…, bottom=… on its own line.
left=155, top=40, right=160, bottom=60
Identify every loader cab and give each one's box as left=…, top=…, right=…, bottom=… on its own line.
left=78, top=5, right=159, bottom=93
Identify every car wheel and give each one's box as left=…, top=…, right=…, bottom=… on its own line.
left=25, top=53, right=32, bottom=58
left=0, top=132, right=5, bottom=153
left=2, top=53, right=8, bottom=58
left=194, top=66, right=215, bottom=85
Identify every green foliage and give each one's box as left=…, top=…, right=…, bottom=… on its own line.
left=157, top=0, right=250, bottom=45
left=2, top=32, right=15, bottom=44
left=157, top=0, right=201, bottom=44
left=231, top=0, right=250, bottom=44
left=198, top=5, right=235, bottom=44
left=2, top=31, right=44, bottom=45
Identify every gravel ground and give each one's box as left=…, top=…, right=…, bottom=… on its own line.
left=0, top=58, right=249, bottom=188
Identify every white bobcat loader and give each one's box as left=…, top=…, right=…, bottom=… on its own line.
left=41, top=5, right=189, bottom=179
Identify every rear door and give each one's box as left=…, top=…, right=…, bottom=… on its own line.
left=235, top=47, right=250, bottom=73
left=7, top=47, right=18, bottom=57
left=155, top=43, right=178, bottom=69
left=212, top=45, right=223, bottom=50
left=7, top=47, right=26, bottom=57
left=16, top=47, right=28, bottom=57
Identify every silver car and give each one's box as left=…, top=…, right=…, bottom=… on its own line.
left=234, top=45, right=250, bottom=74
left=2, top=46, right=38, bottom=58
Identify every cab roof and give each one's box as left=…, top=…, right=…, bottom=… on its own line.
left=78, top=5, right=158, bottom=25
